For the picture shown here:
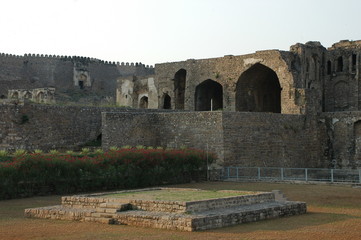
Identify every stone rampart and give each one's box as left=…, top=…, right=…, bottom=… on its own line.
left=102, top=111, right=322, bottom=168
left=0, top=102, right=163, bottom=151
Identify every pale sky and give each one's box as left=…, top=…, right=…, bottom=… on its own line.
left=1, top=0, right=360, bottom=66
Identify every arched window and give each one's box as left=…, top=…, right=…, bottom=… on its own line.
left=337, top=56, right=343, bottom=72
left=173, top=69, right=186, bottom=110
left=352, top=54, right=357, bottom=71
left=327, top=60, right=332, bottom=75
left=162, top=93, right=171, bottom=109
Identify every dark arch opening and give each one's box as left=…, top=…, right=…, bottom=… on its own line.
left=24, top=92, right=32, bottom=99
left=337, top=56, right=343, bottom=72
left=195, top=79, right=223, bottom=111
left=96, top=134, right=102, bottom=142
left=163, top=93, right=171, bottom=109
left=327, top=60, right=332, bottom=75
left=139, top=96, right=148, bottom=109
left=352, top=54, right=357, bottom=71
left=236, top=63, right=281, bottom=113
left=173, top=69, right=186, bottom=110
left=11, top=92, right=19, bottom=99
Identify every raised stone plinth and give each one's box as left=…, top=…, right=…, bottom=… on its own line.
left=25, top=188, right=307, bottom=231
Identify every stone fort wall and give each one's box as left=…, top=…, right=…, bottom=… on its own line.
left=0, top=53, right=154, bottom=104
left=102, top=111, right=322, bottom=168
left=0, top=102, right=184, bottom=151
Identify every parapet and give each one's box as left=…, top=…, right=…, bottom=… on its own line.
left=329, top=40, right=361, bottom=50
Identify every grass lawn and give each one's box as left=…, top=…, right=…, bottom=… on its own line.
left=1, top=181, right=361, bottom=240
left=103, top=188, right=255, bottom=201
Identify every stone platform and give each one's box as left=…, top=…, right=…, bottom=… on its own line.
left=24, top=188, right=307, bottom=231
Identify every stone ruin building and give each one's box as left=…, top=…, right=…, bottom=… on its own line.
left=8, top=88, right=55, bottom=104
left=0, top=53, right=154, bottom=105
left=1, top=40, right=361, bottom=171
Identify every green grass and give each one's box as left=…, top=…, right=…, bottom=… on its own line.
left=103, top=189, right=255, bottom=201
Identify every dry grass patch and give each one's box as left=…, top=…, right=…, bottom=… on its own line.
left=1, top=182, right=361, bottom=240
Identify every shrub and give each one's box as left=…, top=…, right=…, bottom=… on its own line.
left=81, top=148, right=91, bottom=155
left=121, top=145, right=132, bottom=149
left=0, top=150, right=11, bottom=163
left=14, top=149, right=27, bottom=157
left=0, top=148, right=216, bottom=199
left=94, top=148, right=104, bottom=154
left=33, top=149, right=43, bottom=154
left=49, top=150, right=59, bottom=155
left=0, top=150, right=8, bottom=157
left=109, top=146, right=119, bottom=151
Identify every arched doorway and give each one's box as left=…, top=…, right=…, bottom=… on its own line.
left=236, top=63, right=281, bottom=113
left=139, top=96, right=148, bottom=109
left=11, top=92, right=19, bottom=99
left=195, top=79, right=223, bottom=111
left=24, top=92, right=32, bottom=99
left=173, top=69, right=186, bottom=110
left=162, top=93, right=171, bottom=109
left=36, top=92, right=45, bottom=103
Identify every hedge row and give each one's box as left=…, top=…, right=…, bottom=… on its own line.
left=0, top=148, right=215, bottom=199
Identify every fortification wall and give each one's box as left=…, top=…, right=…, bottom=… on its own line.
left=222, top=112, right=322, bottom=168
left=102, top=112, right=225, bottom=165
left=0, top=53, right=154, bottom=104
left=102, top=111, right=322, bottom=168
left=320, top=112, right=361, bottom=169
left=0, top=102, right=147, bottom=151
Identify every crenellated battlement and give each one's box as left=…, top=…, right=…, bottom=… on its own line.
left=0, top=52, right=153, bottom=69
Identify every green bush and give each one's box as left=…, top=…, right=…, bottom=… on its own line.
left=0, top=148, right=215, bottom=199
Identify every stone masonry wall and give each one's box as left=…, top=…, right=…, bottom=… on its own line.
left=102, top=111, right=323, bottom=168
left=0, top=53, right=154, bottom=104
left=0, top=102, right=160, bottom=151
left=154, top=50, right=304, bottom=114
left=222, top=112, right=322, bottom=168
left=102, top=111, right=224, bottom=163
left=320, top=112, right=361, bottom=169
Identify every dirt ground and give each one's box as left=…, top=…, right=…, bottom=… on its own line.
left=1, top=182, right=361, bottom=240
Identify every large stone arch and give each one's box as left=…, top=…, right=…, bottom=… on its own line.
left=236, top=63, right=281, bottom=113
left=173, top=69, right=186, bottom=110
left=195, top=79, right=223, bottom=111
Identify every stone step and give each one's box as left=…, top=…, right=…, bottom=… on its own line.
left=91, top=212, right=117, bottom=218
left=99, top=203, right=132, bottom=211
left=271, top=190, right=288, bottom=202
